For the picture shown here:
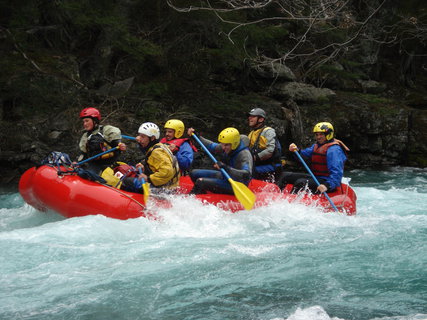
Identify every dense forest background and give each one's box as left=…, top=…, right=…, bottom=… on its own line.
left=1, top=0, right=426, bottom=185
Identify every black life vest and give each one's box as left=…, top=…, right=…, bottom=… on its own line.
left=86, top=126, right=112, bottom=157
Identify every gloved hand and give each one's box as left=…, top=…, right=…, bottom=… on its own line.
left=216, top=161, right=227, bottom=169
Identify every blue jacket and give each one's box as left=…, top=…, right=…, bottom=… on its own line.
left=200, top=137, right=253, bottom=184
left=301, top=143, right=347, bottom=190
left=176, top=141, right=194, bottom=171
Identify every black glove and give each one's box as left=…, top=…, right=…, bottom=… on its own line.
left=217, top=161, right=227, bottom=169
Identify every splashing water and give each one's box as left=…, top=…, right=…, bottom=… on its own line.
left=0, top=168, right=426, bottom=320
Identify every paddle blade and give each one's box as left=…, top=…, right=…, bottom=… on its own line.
left=142, top=182, right=150, bottom=204
left=228, top=178, right=256, bottom=210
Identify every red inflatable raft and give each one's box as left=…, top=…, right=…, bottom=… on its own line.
left=19, top=165, right=357, bottom=219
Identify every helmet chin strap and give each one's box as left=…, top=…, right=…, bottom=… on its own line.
left=144, top=137, right=158, bottom=150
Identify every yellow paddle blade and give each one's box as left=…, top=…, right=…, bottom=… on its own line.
left=142, top=182, right=150, bottom=204
left=228, top=178, right=256, bottom=210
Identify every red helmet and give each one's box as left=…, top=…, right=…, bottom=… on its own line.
left=79, top=107, right=101, bottom=121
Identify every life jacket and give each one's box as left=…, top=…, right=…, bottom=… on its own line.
left=159, top=137, right=198, bottom=153
left=311, top=139, right=348, bottom=176
left=114, top=163, right=137, bottom=178
left=85, top=126, right=113, bottom=158
left=248, top=126, right=282, bottom=165
left=101, top=163, right=138, bottom=189
left=221, top=141, right=249, bottom=168
left=218, top=141, right=253, bottom=185
left=143, top=143, right=180, bottom=188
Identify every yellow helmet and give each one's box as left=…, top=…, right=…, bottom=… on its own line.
left=164, top=119, right=185, bottom=138
left=218, top=127, right=240, bottom=150
left=313, top=122, right=334, bottom=140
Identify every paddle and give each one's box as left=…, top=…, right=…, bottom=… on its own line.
left=138, top=167, right=150, bottom=204
left=116, top=135, right=150, bottom=202
left=191, top=133, right=256, bottom=210
left=76, top=146, right=119, bottom=166
left=292, top=150, right=339, bottom=212
left=122, top=135, right=136, bottom=141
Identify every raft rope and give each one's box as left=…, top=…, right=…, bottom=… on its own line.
left=97, top=182, right=146, bottom=211
left=40, top=152, right=75, bottom=175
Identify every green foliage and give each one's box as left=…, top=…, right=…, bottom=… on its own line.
left=340, top=59, right=364, bottom=68
left=114, top=36, right=163, bottom=62
left=200, top=22, right=289, bottom=74
left=204, top=45, right=244, bottom=71
left=58, top=0, right=124, bottom=29
left=345, top=92, right=402, bottom=116
left=244, top=24, right=289, bottom=48
left=318, top=64, right=365, bottom=80
left=397, top=1, right=427, bottom=15
left=2, top=1, right=39, bottom=29
left=2, top=72, right=79, bottom=117
left=0, top=51, right=29, bottom=81
left=348, top=92, right=393, bottom=105
left=321, top=26, right=349, bottom=43
left=407, top=154, right=427, bottom=167
left=133, top=82, right=169, bottom=99
left=189, top=91, right=268, bottom=129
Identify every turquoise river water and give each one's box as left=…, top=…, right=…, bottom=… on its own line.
left=0, top=168, right=426, bottom=320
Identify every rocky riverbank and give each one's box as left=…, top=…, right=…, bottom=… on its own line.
left=1, top=81, right=426, bottom=187
left=1, top=1, right=426, bottom=187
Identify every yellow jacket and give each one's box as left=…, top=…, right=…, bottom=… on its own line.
left=146, top=143, right=180, bottom=188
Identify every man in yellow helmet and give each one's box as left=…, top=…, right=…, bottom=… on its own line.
left=187, top=127, right=253, bottom=194
left=278, top=122, right=349, bottom=193
left=160, top=119, right=197, bottom=174
left=247, top=107, right=282, bottom=181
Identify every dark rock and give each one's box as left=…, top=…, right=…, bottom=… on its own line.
left=251, top=62, right=296, bottom=81
left=272, top=82, right=336, bottom=103
left=358, top=80, right=387, bottom=94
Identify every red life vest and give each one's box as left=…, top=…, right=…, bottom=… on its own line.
left=159, top=137, right=198, bottom=153
left=311, top=141, right=340, bottom=176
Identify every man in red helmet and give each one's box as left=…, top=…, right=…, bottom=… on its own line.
left=77, top=107, right=126, bottom=174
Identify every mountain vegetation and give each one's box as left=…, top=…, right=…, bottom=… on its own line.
left=1, top=0, right=426, bottom=184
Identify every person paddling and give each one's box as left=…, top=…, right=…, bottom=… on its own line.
left=188, top=127, right=253, bottom=195
left=77, top=107, right=126, bottom=175
left=277, top=122, right=349, bottom=193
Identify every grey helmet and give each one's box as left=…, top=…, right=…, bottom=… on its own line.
left=247, top=107, right=266, bottom=119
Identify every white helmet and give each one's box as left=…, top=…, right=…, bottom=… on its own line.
left=138, top=122, right=160, bottom=139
